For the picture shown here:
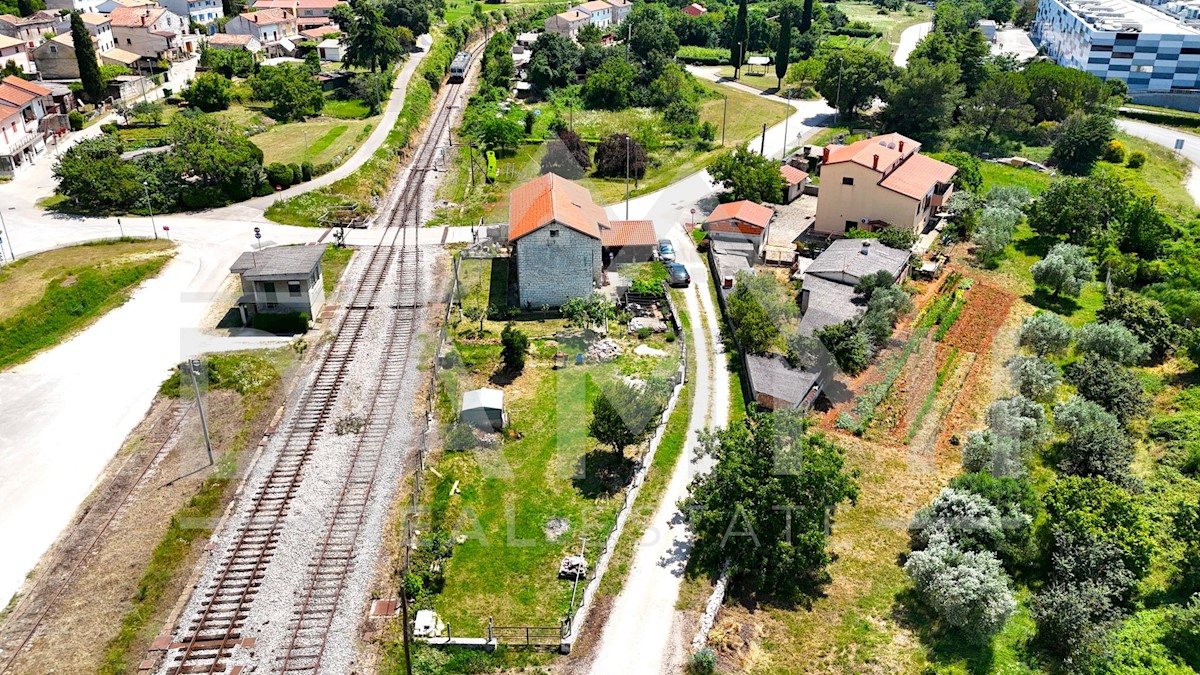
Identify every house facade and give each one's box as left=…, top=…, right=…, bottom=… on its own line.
left=107, top=6, right=187, bottom=61
left=0, top=11, right=71, bottom=50
left=230, top=246, right=326, bottom=323
left=780, top=163, right=808, bottom=203
left=0, top=75, right=54, bottom=175
left=158, top=0, right=224, bottom=26
left=0, top=35, right=31, bottom=74
left=509, top=173, right=604, bottom=307
left=45, top=0, right=103, bottom=14
left=812, top=132, right=956, bottom=236
left=544, top=9, right=589, bottom=39
left=81, top=12, right=116, bottom=52
left=225, top=8, right=297, bottom=44
left=253, top=0, right=341, bottom=30
left=33, top=32, right=136, bottom=79
left=574, top=0, right=613, bottom=28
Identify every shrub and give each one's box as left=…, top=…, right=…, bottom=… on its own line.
left=688, top=647, right=716, bottom=674
left=266, top=162, right=294, bottom=189
left=1008, top=355, right=1062, bottom=402
left=68, top=110, right=84, bottom=131
left=904, top=534, right=1016, bottom=643
left=500, top=322, right=528, bottom=372
left=962, top=429, right=994, bottom=472
left=289, top=162, right=302, bottom=185
left=1065, top=355, right=1148, bottom=424
left=301, top=161, right=313, bottom=182
left=100, top=122, right=118, bottom=135
left=182, top=71, right=233, bottom=112
left=1102, top=139, right=1125, bottom=163
left=1126, top=150, right=1147, bottom=168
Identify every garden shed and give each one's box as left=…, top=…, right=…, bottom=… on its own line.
left=461, top=388, right=506, bottom=430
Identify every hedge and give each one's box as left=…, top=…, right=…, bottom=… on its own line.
left=1119, top=107, right=1200, bottom=130
left=831, top=27, right=883, bottom=38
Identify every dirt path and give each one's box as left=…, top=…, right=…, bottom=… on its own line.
left=588, top=228, right=730, bottom=674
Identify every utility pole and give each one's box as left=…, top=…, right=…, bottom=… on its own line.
left=142, top=180, right=158, bottom=240
left=834, top=55, right=843, bottom=126
left=303, top=128, right=309, bottom=164
left=624, top=134, right=630, bottom=220
left=760, top=122, right=766, bottom=155
left=184, top=359, right=214, bottom=467
left=782, top=88, right=791, bottom=159
left=399, top=576, right=414, bottom=675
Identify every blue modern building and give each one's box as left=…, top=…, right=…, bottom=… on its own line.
left=1032, top=0, right=1200, bottom=91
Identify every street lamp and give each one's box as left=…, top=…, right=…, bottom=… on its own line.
left=834, top=55, right=844, bottom=126
left=182, top=359, right=214, bottom=467
left=142, top=180, right=158, bottom=240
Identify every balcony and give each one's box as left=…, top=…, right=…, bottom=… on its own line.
left=931, top=183, right=954, bottom=211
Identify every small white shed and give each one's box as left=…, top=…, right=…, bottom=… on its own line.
left=460, top=388, right=506, bottom=430
left=317, top=38, right=341, bottom=61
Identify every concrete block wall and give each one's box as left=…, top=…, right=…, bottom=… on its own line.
left=515, top=224, right=600, bottom=308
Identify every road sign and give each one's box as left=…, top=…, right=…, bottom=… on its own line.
left=1176, top=138, right=1186, bottom=150
left=254, top=227, right=262, bottom=240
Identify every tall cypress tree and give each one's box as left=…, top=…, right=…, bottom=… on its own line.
left=800, top=0, right=814, bottom=33
left=17, top=0, right=34, bottom=18
left=731, top=0, right=748, bottom=79
left=775, top=6, right=791, bottom=90
left=71, top=11, right=104, bottom=104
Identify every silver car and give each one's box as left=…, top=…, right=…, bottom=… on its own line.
left=657, top=239, right=676, bottom=262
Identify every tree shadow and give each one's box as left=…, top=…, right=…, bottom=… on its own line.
left=892, top=587, right=1001, bottom=675
left=488, top=367, right=519, bottom=387
left=1013, top=231, right=1057, bottom=260
left=1025, top=288, right=1082, bottom=315
left=571, top=449, right=635, bottom=499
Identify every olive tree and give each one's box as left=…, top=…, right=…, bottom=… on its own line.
left=1008, top=355, right=1062, bottom=402
left=1030, top=243, right=1094, bottom=298
left=905, top=533, right=1017, bottom=642
left=1018, top=312, right=1073, bottom=356
left=1075, top=321, right=1150, bottom=366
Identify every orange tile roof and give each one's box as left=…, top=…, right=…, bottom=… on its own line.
left=509, top=173, right=607, bottom=241
left=779, top=164, right=807, bottom=185
left=707, top=200, right=772, bottom=229
left=300, top=24, right=339, bottom=38
left=108, top=6, right=167, bottom=27
left=824, top=132, right=919, bottom=172
left=554, top=9, right=589, bottom=22
left=682, top=3, right=706, bottom=15
left=3, top=75, right=51, bottom=97
left=601, top=220, right=655, bottom=247
left=241, top=7, right=293, bottom=24
left=878, top=153, right=957, bottom=200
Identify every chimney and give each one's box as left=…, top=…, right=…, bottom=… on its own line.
left=872, top=154, right=879, bottom=170
left=822, top=146, right=829, bottom=163
left=861, top=240, right=871, bottom=255
left=898, top=140, right=905, bottom=153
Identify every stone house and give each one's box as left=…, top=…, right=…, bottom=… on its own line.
left=544, top=9, right=589, bottom=39
left=229, top=245, right=326, bottom=324
left=509, top=173, right=605, bottom=308
left=0, top=11, right=71, bottom=50
left=33, top=32, right=139, bottom=79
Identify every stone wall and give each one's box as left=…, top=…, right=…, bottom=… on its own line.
left=514, top=223, right=600, bottom=308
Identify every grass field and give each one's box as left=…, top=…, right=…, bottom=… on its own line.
left=434, top=79, right=786, bottom=227
left=0, top=239, right=175, bottom=370
left=257, top=116, right=377, bottom=167
left=321, top=244, right=355, bottom=296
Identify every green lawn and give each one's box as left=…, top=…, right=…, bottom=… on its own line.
left=321, top=244, right=355, bottom=296
left=322, top=97, right=373, bottom=120
left=0, top=239, right=175, bottom=371
left=256, top=115, right=377, bottom=167
left=979, top=162, right=1053, bottom=197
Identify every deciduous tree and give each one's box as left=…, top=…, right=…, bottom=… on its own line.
left=815, top=47, right=895, bottom=119
left=879, top=58, right=963, bottom=143
left=1096, top=289, right=1179, bottom=361
left=251, top=64, right=325, bottom=121
left=1065, top=355, right=1148, bottom=424
left=1076, top=321, right=1150, bottom=366
left=708, top=146, right=786, bottom=203
left=182, top=72, right=232, bottom=112
left=593, top=133, right=647, bottom=179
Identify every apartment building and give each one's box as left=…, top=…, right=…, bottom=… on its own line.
left=1032, top=0, right=1200, bottom=91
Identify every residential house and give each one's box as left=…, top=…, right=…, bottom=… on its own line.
left=230, top=245, right=326, bottom=325
left=574, top=0, right=613, bottom=28
left=316, top=37, right=339, bottom=60
left=508, top=173, right=653, bottom=307
left=0, top=35, right=31, bottom=74
left=298, top=23, right=338, bottom=41
left=704, top=199, right=774, bottom=248
left=33, top=32, right=135, bottom=78
left=0, top=11, right=71, bottom=50
left=45, top=0, right=103, bottom=14
left=225, top=8, right=297, bottom=45
left=81, top=12, right=116, bottom=52
left=253, top=0, right=342, bottom=30
left=205, top=31, right=263, bottom=52
left=812, top=132, right=956, bottom=236
left=606, top=0, right=631, bottom=24
left=158, top=0, right=224, bottom=26
left=780, top=163, right=808, bottom=203
left=544, top=9, right=589, bottom=39
left=0, top=75, right=53, bottom=174
left=744, top=353, right=821, bottom=410
left=682, top=3, right=707, bottom=16
left=95, top=0, right=155, bottom=13
left=107, top=5, right=187, bottom=62
left=797, top=238, right=910, bottom=336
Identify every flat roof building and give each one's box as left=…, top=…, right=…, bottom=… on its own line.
left=1032, top=0, right=1200, bottom=91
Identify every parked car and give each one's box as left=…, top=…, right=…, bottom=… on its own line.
left=657, top=239, right=676, bottom=262
left=666, top=262, right=690, bottom=287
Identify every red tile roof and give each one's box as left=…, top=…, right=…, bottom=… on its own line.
left=300, top=24, right=339, bottom=39
left=255, top=0, right=340, bottom=8
left=824, top=132, right=919, bottom=171
left=878, top=152, right=957, bottom=200
left=509, top=173, right=607, bottom=241
left=241, top=7, right=294, bottom=24
left=707, top=200, right=772, bottom=229
left=601, top=220, right=655, bottom=247
left=208, top=32, right=255, bottom=45
left=682, top=3, right=706, bottom=15
left=779, top=164, right=808, bottom=185
left=108, top=6, right=169, bottom=27
left=3, top=75, right=51, bottom=97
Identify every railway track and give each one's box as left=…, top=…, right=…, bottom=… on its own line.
left=0, top=400, right=193, bottom=674
left=159, top=54, right=475, bottom=675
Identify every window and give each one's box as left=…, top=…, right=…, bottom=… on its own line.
left=288, top=281, right=301, bottom=297
left=549, top=228, right=560, bottom=237
left=48, top=44, right=56, bottom=53
left=1132, top=65, right=1153, bottom=73
left=264, top=281, right=276, bottom=294
left=841, top=176, right=854, bottom=185
left=845, top=220, right=856, bottom=232
left=126, top=37, right=131, bottom=44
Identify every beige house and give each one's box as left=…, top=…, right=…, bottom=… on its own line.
left=107, top=5, right=187, bottom=62
left=544, top=9, right=589, bottom=38
left=0, top=34, right=31, bottom=74
left=0, top=11, right=71, bottom=49
left=812, top=132, right=957, bottom=237
left=225, top=8, right=298, bottom=45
